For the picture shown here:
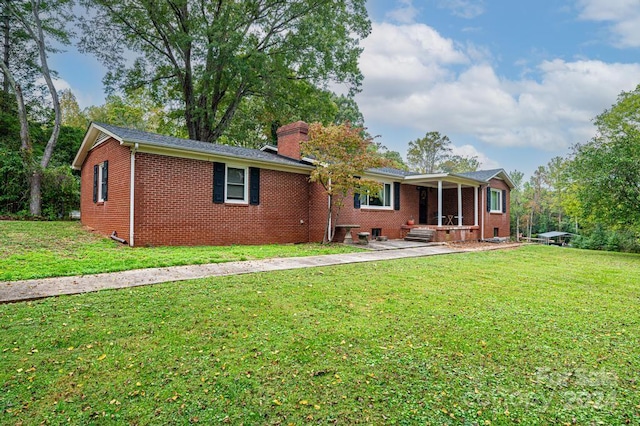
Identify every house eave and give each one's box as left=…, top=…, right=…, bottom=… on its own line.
left=403, top=173, right=485, bottom=187
left=72, top=123, right=314, bottom=174
left=120, top=140, right=314, bottom=174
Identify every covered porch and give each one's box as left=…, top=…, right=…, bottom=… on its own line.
left=403, top=173, right=484, bottom=242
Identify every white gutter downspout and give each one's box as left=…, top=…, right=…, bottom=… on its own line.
left=129, top=143, right=138, bottom=247
left=480, top=185, right=485, bottom=241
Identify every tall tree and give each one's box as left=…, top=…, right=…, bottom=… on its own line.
left=0, top=0, right=73, bottom=216
left=59, top=89, right=88, bottom=130
left=524, top=166, right=548, bottom=238
left=545, top=156, right=569, bottom=231
left=406, top=131, right=452, bottom=173
left=80, top=0, right=370, bottom=144
left=572, top=84, right=640, bottom=233
left=302, top=122, right=389, bottom=243
left=508, top=170, right=525, bottom=240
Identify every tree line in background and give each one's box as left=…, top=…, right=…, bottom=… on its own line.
left=510, top=84, right=640, bottom=253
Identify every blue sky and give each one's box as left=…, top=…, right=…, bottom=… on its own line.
left=50, top=0, right=640, bottom=178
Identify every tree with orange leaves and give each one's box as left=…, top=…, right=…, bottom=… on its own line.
left=302, top=122, right=390, bottom=243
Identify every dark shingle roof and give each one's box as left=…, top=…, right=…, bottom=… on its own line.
left=95, top=122, right=311, bottom=169
left=455, top=169, right=514, bottom=187
left=455, top=169, right=503, bottom=182
left=368, top=167, right=419, bottom=177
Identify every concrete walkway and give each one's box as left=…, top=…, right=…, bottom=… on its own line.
left=1, top=242, right=520, bottom=303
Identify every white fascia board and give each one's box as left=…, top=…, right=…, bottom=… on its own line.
left=71, top=123, right=125, bottom=170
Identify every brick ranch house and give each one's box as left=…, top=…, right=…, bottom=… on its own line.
left=72, top=121, right=513, bottom=247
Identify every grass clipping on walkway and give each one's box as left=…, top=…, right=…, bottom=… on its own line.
left=1, top=245, right=639, bottom=424
left=0, top=221, right=361, bottom=281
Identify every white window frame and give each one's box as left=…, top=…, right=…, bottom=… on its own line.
left=361, top=182, right=393, bottom=210
left=97, top=162, right=106, bottom=202
left=489, top=188, right=502, bottom=213
left=225, top=164, right=248, bottom=204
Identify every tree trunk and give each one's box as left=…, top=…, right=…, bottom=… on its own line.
left=28, top=0, right=61, bottom=215
left=324, top=194, right=333, bottom=244
left=0, top=57, right=31, bottom=157
left=2, top=13, right=9, bottom=94
left=29, top=169, right=42, bottom=216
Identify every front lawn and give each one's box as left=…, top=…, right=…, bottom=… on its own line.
left=1, top=245, right=639, bottom=424
left=0, top=221, right=361, bottom=281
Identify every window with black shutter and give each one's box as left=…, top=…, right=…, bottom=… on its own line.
left=393, top=182, right=401, bottom=210
left=249, top=167, right=260, bottom=205
left=213, top=162, right=225, bottom=203
left=93, top=165, right=98, bottom=203
left=101, top=161, right=108, bottom=201
left=502, top=189, right=507, bottom=213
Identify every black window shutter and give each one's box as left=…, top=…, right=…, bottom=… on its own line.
left=354, top=192, right=361, bottom=209
left=486, top=186, right=491, bottom=212
left=102, top=161, right=108, bottom=201
left=93, top=165, right=98, bottom=203
left=393, top=182, right=401, bottom=211
left=213, top=162, right=225, bottom=203
left=502, top=189, right=507, bottom=213
left=249, top=167, right=260, bottom=205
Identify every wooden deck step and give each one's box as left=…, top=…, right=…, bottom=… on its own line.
left=404, top=228, right=435, bottom=243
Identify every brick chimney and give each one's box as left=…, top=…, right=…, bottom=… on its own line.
left=276, top=121, right=308, bottom=160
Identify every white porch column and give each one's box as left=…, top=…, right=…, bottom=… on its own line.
left=474, top=185, right=479, bottom=227
left=457, top=183, right=462, bottom=226
left=437, top=180, right=443, bottom=227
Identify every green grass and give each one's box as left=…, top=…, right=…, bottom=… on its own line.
left=0, top=221, right=361, bottom=281
left=1, top=245, right=639, bottom=424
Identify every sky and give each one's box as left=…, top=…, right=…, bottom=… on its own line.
left=50, top=0, right=640, bottom=178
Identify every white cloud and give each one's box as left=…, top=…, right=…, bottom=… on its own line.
left=451, top=144, right=500, bottom=169
left=356, top=21, right=640, bottom=154
left=36, top=76, right=96, bottom=109
left=386, top=0, right=419, bottom=24
left=438, top=0, right=485, bottom=19
left=577, top=0, right=640, bottom=47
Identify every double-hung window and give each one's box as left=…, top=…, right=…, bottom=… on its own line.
left=225, top=166, right=248, bottom=203
left=361, top=182, right=392, bottom=209
left=489, top=188, right=502, bottom=213
left=93, top=161, right=108, bottom=203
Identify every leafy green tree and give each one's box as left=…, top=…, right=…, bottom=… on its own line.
left=0, top=0, right=73, bottom=216
left=60, top=89, right=88, bottom=130
left=544, top=156, right=570, bottom=231
left=508, top=170, right=525, bottom=239
left=439, top=155, right=480, bottom=173
left=524, top=166, right=548, bottom=238
left=80, top=0, right=370, bottom=144
left=572, top=84, right=640, bottom=234
left=379, top=148, right=408, bottom=171
left=302, top=122, right=389, bottom=243
left=406, top=131, right=452, bottom=173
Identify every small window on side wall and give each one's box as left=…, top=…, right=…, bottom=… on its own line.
left=93, top=161, right=108, bottom=203
left=489, top=188, right=502, bottom=213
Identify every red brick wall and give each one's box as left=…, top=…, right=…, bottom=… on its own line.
left=133, top=153, right=310, bottom=246
left=80, top=138, right=131, bottom=242
left=308, top=181, right=330, bottom=242
left=330, top=184, right=420, bottom=241
left=483, top=178, right=511, bottom=239
left=276, top=121, right=308, bottom=160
